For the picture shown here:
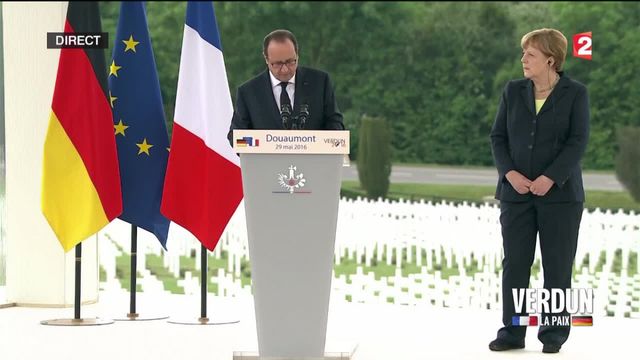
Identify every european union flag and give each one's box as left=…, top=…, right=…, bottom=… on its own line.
left=108, top=2, right=170, bottom=248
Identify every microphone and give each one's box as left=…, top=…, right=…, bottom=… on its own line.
left=280, top=103, right=292, bottom=130
left=297, top=104, right=309, bottom=130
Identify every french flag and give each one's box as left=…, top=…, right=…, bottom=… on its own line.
left=161, top=2, right=243, bottom=251
left=512, top=315, right=539, bottom=326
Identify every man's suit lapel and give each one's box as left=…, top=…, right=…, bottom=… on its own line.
left=259, top=70, right=284, bottom=129
left=293, top=67, right=308, bottom=114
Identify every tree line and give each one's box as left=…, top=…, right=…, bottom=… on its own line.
left=100, top=1, right=640, bottom=170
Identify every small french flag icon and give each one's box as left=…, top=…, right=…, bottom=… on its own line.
left=512, top=315, right=539, bottom=326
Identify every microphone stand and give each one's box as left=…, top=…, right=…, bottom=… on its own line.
left=281, top=104, right=292, bottom=130
left=297, top=104, right=309, bottom=130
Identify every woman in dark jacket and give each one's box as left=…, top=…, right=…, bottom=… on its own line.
left=489, top=28, right=590, bottom=354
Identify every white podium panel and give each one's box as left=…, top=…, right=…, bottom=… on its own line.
left=235, top=130, right=349, bottom=359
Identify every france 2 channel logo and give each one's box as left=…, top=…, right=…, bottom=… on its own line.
left=573, top=32, right=592, bottom=60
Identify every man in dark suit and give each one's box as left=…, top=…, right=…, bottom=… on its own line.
left=489, top=28, right=590, bottom=354
left=228, top=29, right=344, bottom=142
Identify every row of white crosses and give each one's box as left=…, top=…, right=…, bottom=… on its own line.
left=98, top=205, right=251, bottom=298
left=98, top=198, right=640, bottom=317
left=333, top=198, right=639, bottom=317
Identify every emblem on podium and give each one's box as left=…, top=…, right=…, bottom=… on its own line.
left=277, top=165, right=307, bottom=194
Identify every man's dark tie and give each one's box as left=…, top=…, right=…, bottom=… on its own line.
left=279, top=82, right=291, bottom=110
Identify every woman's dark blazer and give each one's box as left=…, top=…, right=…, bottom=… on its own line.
left=490, top=73, right=590, bottom=203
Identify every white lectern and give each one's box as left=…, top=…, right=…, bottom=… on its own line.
left=232, top=130, right=352, bottom=360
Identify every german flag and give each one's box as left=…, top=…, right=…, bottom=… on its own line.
left=41, top=2, right=122, bottom=252
left=571, top=316, right=593, bottom=326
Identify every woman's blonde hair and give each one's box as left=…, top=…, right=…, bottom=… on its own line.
left=521, top=28, right=568, bottom=71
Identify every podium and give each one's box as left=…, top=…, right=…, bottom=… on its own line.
left=233, top=130, right=352, bottom=360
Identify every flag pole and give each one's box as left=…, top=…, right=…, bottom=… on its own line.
left=200, top=244, right=208, bottom=322
left=165, top=2, right=241, bottom=327
left=167, top=240, right=238, bottom=326
left=129, top=225, right=138, bottom=318
left=39, top=1, right=117, bottom=328
left=74, top=243, right=82, bottom=319
left=41, top=242, right=113, bottom=326
left=113, top=224, right=168, bottom=321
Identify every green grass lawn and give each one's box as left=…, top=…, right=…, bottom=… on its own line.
left=145, top=254, right=185, bottom=294
left=335, top=248, right=483, bottom=281
left=100, top=190, right=637, bottom=299
left=341, top=181, right=640, bottom=212
left=143, top=251, right=250, bottom=295
left=106, top=248, right=637, bottom=317
left=115, top=254, right=143, bottom=292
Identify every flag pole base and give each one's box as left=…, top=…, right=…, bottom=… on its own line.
left=167, top=315, right=239, bottom=326
left=112, top=312, right=169, bottom=321
left=40, top=317, right=114, bottom=326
